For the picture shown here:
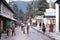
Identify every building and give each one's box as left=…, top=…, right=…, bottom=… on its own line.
left=55, top=0, right=60, bottom=33
left=0, top=0, right=17, bottom=33
left=44, top=0, right=56, bottom=32
left=31, top=15, right=44, bottom=27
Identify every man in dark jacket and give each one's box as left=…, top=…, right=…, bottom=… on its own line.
left=12, top=22, right=15, bottom=36
left=39, top=22, right=41, bottom=30
left=0, top=19, right=1, bottom=39
left=42, top=22, right=46, bottom=32
left=0, top=30, right=1, bottom=39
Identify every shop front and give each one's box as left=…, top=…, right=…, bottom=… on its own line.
left=0, top=16, right=12, bottom=32
left=0, top=15, right=17, bottom=32
left=3, top=18, right=11, bottom=32
left=0, top=0, right=17, bottom=38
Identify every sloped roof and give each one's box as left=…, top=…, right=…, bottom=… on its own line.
left=1, top=0, right=15, bottom=14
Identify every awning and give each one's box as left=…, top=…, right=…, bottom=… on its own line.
left=0, top=14, right=17, bottom=21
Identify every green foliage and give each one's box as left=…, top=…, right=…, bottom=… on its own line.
left=19, top=9, right=24, bottom=21
left=35, top=11, right=44, bottom=16
left=12, top=4, right=18, bottom=12
left=26, top=0, right=49, bottom=16
left=12, top=4, right=26, bottom=21
left=19, top=9, right=27, bottom=22
left=12, top=4, right=18, bottom=19
left=12, top=4, right=24, bottom=21
left=37, top=0, right=48, bottom=12
left=14, top=13, right=18, bottom=19
left=26, top=3, right=33, bottom=14
left=19, top=9, right=24, bottom=14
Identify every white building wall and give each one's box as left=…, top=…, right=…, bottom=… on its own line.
left=55, top=3, right=59, bottom=33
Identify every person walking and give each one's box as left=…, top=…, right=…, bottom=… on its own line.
left=49, top=22, right=54, bottom=32
left=22, top=23, right=25, bottom=34
left=27, top=20, right=30, bottom=34
left=27, top=25, right=29, bottom=34
left=12, top=22, right=15, bottom=36
left=39, top=22, right=41, bottom=30
left=15, top=22, right=17, bottom=28
left=21, top=23, right=25, bottom=34
left=0, top=31, right=1, bottom=39
left=42, top=22, right=46, bottom=32
left=0, top=33, right=1, bottom=39
left=0, top=20, right=1, bottom=39
left=6, top=27, right=9, bottom=36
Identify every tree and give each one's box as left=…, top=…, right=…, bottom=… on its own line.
left=26, top=2, right=36, bottom=17
left=12, top=4, right=19, bottom=19
left=37, top=0, right=48, bottom=12
left=12, top=4, right=18, bottom=13
left=19, top=9, right=24, bottom=21
left=12, top=4, right=25, bottom=21
left=26, top=3, right=33, bottom=15
left=26, top=0, right=49, bottom=16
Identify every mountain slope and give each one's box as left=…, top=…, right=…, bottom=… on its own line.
left=9, top=1, right=32, bottom=13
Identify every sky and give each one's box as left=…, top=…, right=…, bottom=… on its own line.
left=6, top=0, right=56, bottom=3
left=46, top=0, right=56, bottom=3
left=6, top=0, right=32, bottom=3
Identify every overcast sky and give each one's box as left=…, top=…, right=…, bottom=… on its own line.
left=6, top=0, right=56, bottom=3
left=6, top=0, right=32, bottom=3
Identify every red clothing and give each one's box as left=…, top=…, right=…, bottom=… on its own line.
left=49, top=24, right=54, bottom=32
left=21, top=23, right=25, bottom=28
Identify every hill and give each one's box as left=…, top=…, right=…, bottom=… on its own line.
left=9, top=1, right=32, bottom=13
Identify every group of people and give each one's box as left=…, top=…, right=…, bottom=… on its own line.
left=19, top=22, right=30, bottom=34
left=6, top=21, right=17, bottom=37
left=0, top=21, right=17, bottom=39
left=39, top=22, right=54, bottom=32
left=39, top=22, right=46, bottom=32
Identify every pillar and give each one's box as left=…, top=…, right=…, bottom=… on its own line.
left=37, top=21, right=40, bottom=28
left=55, top=3, right=59, bottom=33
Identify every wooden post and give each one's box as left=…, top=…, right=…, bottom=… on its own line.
left=0, top=17, right=3, bottom=32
